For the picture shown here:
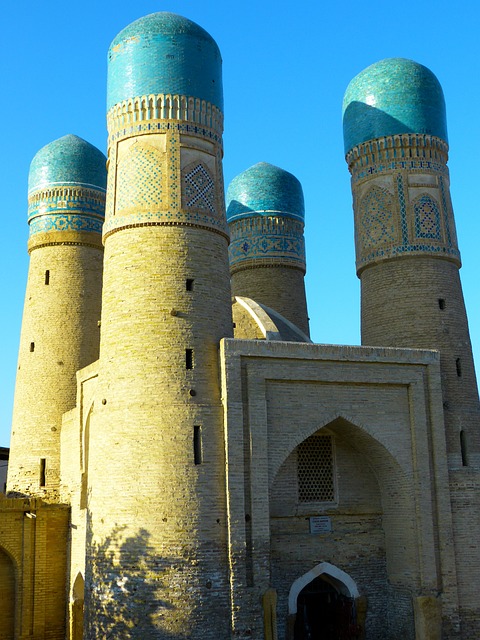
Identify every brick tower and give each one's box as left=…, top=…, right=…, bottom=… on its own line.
left=84, top=13, right=233, bottom=639
left=7, top=135, right=106, bottom=500
left=227, top=162, right=309, bottom=336
left=343, top=58, right=480, bottom=635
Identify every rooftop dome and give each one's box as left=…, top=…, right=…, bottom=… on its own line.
left=107, top=12, right=223, bottom=111
left=28, top=135, right=107, bottom=194
left=226, top=162, right=305, bottom=224
left=342, top=58, right=447, bottom=154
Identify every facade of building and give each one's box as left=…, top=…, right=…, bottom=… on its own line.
left=0, top=12, right=479, bottom=640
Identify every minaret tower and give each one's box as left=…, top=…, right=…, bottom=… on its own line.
left=227, top=162, right=309, bottom=336
left=7, top=135, right=106, bottom=500
left=343, top=58, right=480, bottom=632
left=85, top=13, right=233, bottom=639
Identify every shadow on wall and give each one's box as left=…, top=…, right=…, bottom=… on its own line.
left=342, top=102, right=422, bottom=153
left=84, top=525, right=179, bottom=640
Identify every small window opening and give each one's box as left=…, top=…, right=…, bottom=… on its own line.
left=186, top=278, right=194, bottom=291
left=186, top=348, right=194, bottom=370
left=30, top=342, right=35, bottom=352
left=456, top=358, right=462, bottom=377
left=45, top=270, right=50, bottom=285
left=194, top=426, right=202, bottom=465
left=460, top=430, right=468, bottom=466
left=438, top=298, right=445, bottom=310
left=40, top=458, right=46, bottom=487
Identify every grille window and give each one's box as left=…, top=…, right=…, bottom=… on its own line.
left=297, top=434, right=335, bottom=502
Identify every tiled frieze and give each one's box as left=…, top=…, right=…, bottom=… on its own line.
left=28, top=186, right=105, bottom=238
left=228, top=216, right=306, bottom=272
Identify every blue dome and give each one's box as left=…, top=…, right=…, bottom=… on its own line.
left=28, top=135, right=107, bottom=194
left=342, top=58, right=447, bottom=154
left=107, top=12, right=223, bottom=111
left=226, top=163, right=305, bottom=224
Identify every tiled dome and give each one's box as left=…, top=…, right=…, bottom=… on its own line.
left=343, top=58, right=447, bottom=154
left=226, top=162, right=305, bottom=224
left=28, top=135, right=107, bottom=194
left=107, top=12, right=223, bottom=111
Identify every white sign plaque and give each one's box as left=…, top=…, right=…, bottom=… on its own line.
left=309, top=516, right=332, bottom=534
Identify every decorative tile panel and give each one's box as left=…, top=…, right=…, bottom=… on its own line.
left=183, top=163, right=216, bottom=215
left=115, top=143, right=164, bottom=214
left=413, top=194, right=441, bottom=240
left=228, top=216, right=305, bottom=272
left=359, top=186, right=395, bottom=249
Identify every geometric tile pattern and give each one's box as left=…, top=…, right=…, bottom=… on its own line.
left=28, top=188, right=105, bottom=221
left=228, top=216, right=305, bottom=271
left=116, top=144, right=163, bottom=213
left=184, top=163, right=216, bottom=215
left=413, top=194, right=441, bottom=239
left=359, top=185, right=395, bottom=249
left=28, top=186, right=105, bottom=237
left=30, top=214, right=104, bottom=236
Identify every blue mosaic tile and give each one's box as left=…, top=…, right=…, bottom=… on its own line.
left=396, top=174, right=409, bottom=245
left=29, top=214, right=103, bottom=236
left=343, top=58, right=447, bottom=154
left=108, top=13, right=223, bottom=111
left=413, top=194, right=441, bottom=239
left=229, top=217, right=305, bottom=269
left=29, top=135, right=107, bottom=194
left=226, top=162, right=305, bottom=223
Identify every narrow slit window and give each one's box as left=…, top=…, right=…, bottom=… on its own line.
left=40, top=458, right=46, bottom=487
left=30, top=342, right=35, bottom=353
left=460, top=430, right=468, bottom=466
left=456, top=358, right=462, bottom=377
left=438, top=298, right=445, bottom=310
left=194, top=426, right=202, bottom=465
left=186, top=278, right=194, bottom=291
left=45, top=270, right=50, bottom=285
left=186, top=348, right=194, bottom=370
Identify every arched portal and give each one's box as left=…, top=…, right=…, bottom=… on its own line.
left=0, top=546, right=15, bottom=639
left=290, top=564, right=361, bottom=640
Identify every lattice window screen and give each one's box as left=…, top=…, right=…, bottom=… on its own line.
left=297, top=434, right=335, bottom=502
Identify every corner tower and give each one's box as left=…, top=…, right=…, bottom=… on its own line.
left=227, top=162, right=309, bottom=335
left=8, top=135, right=106, bottom=499
left=343, top=58, right=480, bottom=633
left=85, top=13, right=233, bottom=639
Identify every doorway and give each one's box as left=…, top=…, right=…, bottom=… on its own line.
left=294, top=574, right=360, bottom=640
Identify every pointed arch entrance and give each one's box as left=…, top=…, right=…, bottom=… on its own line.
left=289, top=563, right=362, bottom=640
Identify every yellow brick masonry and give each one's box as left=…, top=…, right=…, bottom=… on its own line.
left=349, top=137, right=480, bottom=635
left=231, top=264, right=310, bottom=337
left=8, top=231, right=103, bottom=501
left=0, top=496, right=69, bottom=640
left=220, top=339, right=460, bottom=639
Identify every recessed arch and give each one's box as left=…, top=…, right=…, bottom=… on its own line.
left=288, top=562, right=359, bottom=614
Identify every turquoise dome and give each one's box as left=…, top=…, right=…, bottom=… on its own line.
left=107, top=12, right=223, bottom=111
left=28, top=135, right=107, bottom=194
left=226, top=163, right=305, bottom=223
left=342, top=58, right=447, bottom=154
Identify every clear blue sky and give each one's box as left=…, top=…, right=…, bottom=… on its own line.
left=1, top=0, right=479, bottom=446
